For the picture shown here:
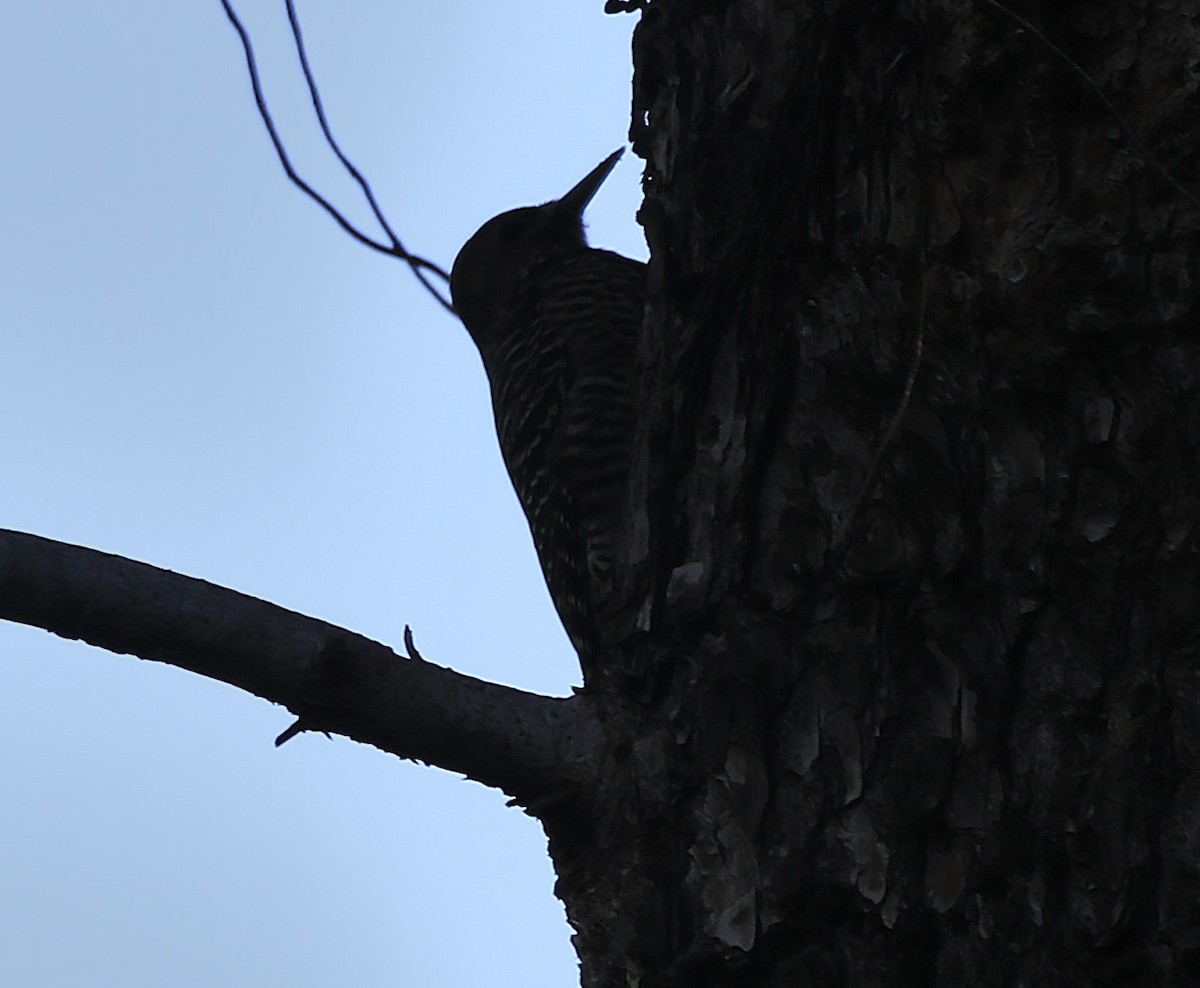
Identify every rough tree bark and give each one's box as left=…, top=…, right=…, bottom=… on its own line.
left=546, top=0, right=1200, bottom=985
left=4, top=2, right=1199, bottom=986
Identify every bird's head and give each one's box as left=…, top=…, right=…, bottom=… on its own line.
left=450, top=149, right=624, bottom=338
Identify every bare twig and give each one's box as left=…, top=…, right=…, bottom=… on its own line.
left=844, top=273, right=926, bottom=541
left=281, top=0, right=455, bottom=307
left=979, top=0, right=1200, bottom=211
left=219, top=0, right=457, bottom=314
left=275, top=716, right=331, bottom=746
left=403, top=624, right=425, bottom=662
left=840, top=46, right=932, bottom=550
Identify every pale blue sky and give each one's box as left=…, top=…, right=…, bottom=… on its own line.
left=1, top=3, right=645, bottom=985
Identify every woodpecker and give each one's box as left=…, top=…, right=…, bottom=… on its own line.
left=450, top=149, right=646, bottom=661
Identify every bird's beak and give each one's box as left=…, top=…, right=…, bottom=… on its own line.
left=557, top=148, right=625, bottom=218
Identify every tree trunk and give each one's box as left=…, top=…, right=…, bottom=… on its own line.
left=548, top=1, right=1200, bottom=984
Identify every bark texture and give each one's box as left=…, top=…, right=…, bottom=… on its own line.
left=547, top=1, right=1200, bottom=985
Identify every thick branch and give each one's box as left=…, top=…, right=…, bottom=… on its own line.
left=0, top=529, right=596, bottom=803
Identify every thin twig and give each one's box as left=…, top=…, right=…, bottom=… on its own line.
left=838, top=44, right=935, bottom=554
left=282, top=0, right=454, bottom=306
left=275, top=717, right=332, bottom=746
left=219, top=0, right=456, bottom=314
left=849, top=276, right=926, bottom=527
left=403, top=624, right=425, bottom=662
left=979, top=0, right=1200, bottom=211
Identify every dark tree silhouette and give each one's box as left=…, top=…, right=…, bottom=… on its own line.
left=4, top=1, right=1200, bottom=985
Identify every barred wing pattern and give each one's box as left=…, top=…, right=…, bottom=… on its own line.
left=482, top=248, right=645, bottom=655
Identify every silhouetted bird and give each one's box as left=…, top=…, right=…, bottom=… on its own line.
left=450, top=150, right=646, bottom=659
